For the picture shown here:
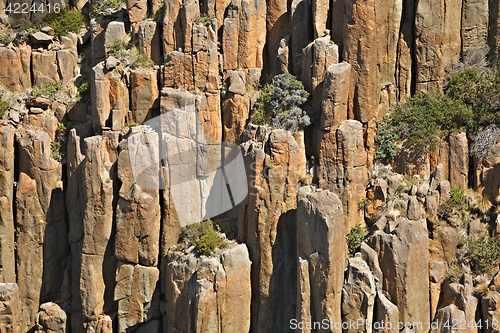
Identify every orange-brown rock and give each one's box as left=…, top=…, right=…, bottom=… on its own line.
left=134, top=21, right=162, bottom=64
left=415, top=0, right=461, bottom=94
left=126, top=0, right=147, bottom=23
left=290, top=0, right=313, bottom=76
left=0, top=283, right=22, bottom=333
left=114, top=263, right=160, bottom=333
left=266, top=0, right=289, bottom=75
left=34, top=302, right=66, bottom=333
left=116, top=127, right=161, bottom=266
left=15, top=172, right=45, bottom=332
left=192, top=23, right=219, bottom=92
left=320, top=62, right=352, bottom=130
left=319, top=120, right=368, bottom=230
left=222, top=93, right=250, bottom=144
left=32, top=51, right=60, bottom=87
left=129, top=68, right=160, bottom=125
left=297, top=186, right=346, bottom=332
left=163, top=244, right=251, bottom=333
left=163, top=0, right=199, bottom=54
left=449, top=132, right=468, bottom=189
left=222, top=0, right=266, bottom=70
left=0, top=46, right=31, bottom=93
left=79, top=134, right=119, bottom=326
left=236, top=126, right=306, bottom=332
left=91, top=63, right=129, bottom=130
left=367, top=218, right=430, bottom=332
left=0, top=127, right=16, bottom=284
left=162, top=52, right=194, bottom=90
left=301, top=36, right=339, bottom=118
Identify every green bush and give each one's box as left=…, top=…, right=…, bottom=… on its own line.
left=152, top=3, right=165, bottom=21
left=107, top=40, right=126, bottom=59
left=439, top=186, right=468, bottom=217
left=465, top=236, right=500, bottom=275
left=0, top=100, right=10, bottom=117
left=346, top=224, right=367, bottom=256
left=375, top=116, right=398, bottom=162
left=32, top=81, right=62, bottom=97
left=77, top=82, right=90, bottom=100
left=446, top=67, right=500, bottom=133
left=51, top=140, right=61, bottom=161
left=376, top=65, right=500, bottom=161
left=179, top=221, right=226, bottom=256
left=43, top=10, right=84, bottom=36
left=0, top=31, right=14, bottom=45
left=133, top=55, right=154, bottom=68
left=250, top=74, right=310, bottom=131
left=93, top=0, right=124, bottom=13
left=195, top=13, right=215, bottom=27
left=251, top=83, right=274, bottom=125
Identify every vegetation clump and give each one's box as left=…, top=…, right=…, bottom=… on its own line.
left=132, top=55, right=155, bottom=68
left=179, top=220, right=226, bottom=256
left=375, top=64, right=500, bottom=162
left=439, top=186, right=469, bottom=218
left=51, top=122, right=74, bottom=161
left=346, top=224, right=367, bottom=257
left=464, top=236, right=500, bottom=275
left=93, top=0, right=124, bottom=13
left=250, top=73, right=310, bottom=131
left=32, top=82, right=62, bottom=97
left=0, top=99, right=10, bottom=117
left=43, top=10, right=84, bottom=36
left=195, top=13, right=216, bottom=27
left=107, top=40, right=127, bottom=59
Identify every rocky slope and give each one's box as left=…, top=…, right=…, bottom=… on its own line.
left=0, top=0, right=499, bottom=332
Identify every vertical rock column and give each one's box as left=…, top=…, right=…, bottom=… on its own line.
left=16, top=130, right=67, bottom=331
left=415, top=0, right=462, bottom=94
left=79, top=133, right=119, bottom=331
left=164, top=244, right=252, bottom=333
left=237, top=126, right=306, bottom=332
left=367, top=219, right=430, bottom=332
left=296, top=187, right=346, bottom=332
left=115, top=127, right=161, bottom=332
left=0, top=127, right=16, bottom=283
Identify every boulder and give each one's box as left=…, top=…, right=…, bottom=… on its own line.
left=35, top=302, right=66, bottom=333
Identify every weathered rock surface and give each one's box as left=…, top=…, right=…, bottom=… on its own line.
left=367, top=218, right=430, bottom=332
left=236, top=126, right=306, bottom=332
left=0, top=127, right=16, bottom=284
left=34, top=302, right=66, bottom=333
left=0, top=46, right=31, bottom=92
left=319, top=120, right=368, bottom=229
left=415, top=0, right=461, bottom=93
left=297, top=187, right=346, bottom=332
left=163, top=244, right=251, bottom=333
left=0, top=283, right=22, bottom=333
left=342, top=257, right=376, bottom=333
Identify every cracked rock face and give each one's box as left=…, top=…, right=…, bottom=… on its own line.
left=1, top=0, right=500, bottom=332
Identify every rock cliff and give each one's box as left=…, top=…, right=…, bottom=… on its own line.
left=0, top=0, right=499, bottom=332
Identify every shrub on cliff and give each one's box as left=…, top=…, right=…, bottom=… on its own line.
left=179, top=220, right=226, bottom=256
left=250, top=74, right=310, bottom=131
left=0, top=99, right=10, bottom=117
left=376, top=64, right=500, bottom=162
left=43, top=9, right=84, bottom=36
left=464, top=236, right=500, bottom=275
left=346, top=224, right=366, bottom=256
